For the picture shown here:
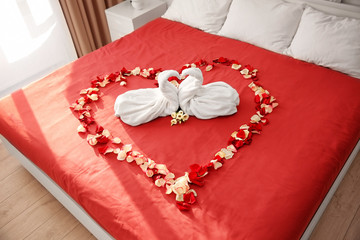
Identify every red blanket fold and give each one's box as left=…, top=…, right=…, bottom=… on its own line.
left=0, top=18, right=359, bottom=239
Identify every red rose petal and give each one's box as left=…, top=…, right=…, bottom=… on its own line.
left=176, top=201, right=191, bottom=211
left=183, top=191, right=197, bottom=204
left=96, top=125, right=104, bottom=133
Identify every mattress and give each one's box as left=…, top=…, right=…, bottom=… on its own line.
left=0, top=18, right=359, bottom=239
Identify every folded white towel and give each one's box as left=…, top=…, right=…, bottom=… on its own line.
left=114, top=70, right=180, bottom=126
left=114, top=68, right=240, bottom=125
left=179, top=68, right=240, bottom=119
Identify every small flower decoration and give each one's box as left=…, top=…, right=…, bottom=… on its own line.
left=170, top=110, right=189, bottom=126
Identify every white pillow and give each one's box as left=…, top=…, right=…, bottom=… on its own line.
left=218, top=0, right=304, bottom=54
left=285, top=7, right=360, bottom=79
left=162, top=0, right=232, bottom=34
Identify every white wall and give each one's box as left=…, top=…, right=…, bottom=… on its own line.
left=0, top=0, right=77, bottom=97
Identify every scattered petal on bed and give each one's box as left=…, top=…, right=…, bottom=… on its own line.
left=251, top=114, right=261, bottom=123
left=87, top=94, right=98, bottom=101
left=148, top=159, right=156, bottom=169
left=227, top=144, right=237, bottom=153
left=165, top=172, right=175, bottom=180
left=102, top=129, right=111, bottom=138
left=123, top=144, right=132, bottom=153
left=112, top=137, right=121, bottom=144
left=77, top=125, right=87, bottom=133
left=156, top=164, right=169, bottom=175
left=261, top=118, right=269, bottom=125
left=205, top=64, right=214, bottom=71
left=166, top=184, right=173, bottom=194
left=117, top=150, right=127, bottom=161
left=135, top=156, right=145, bottom=165
left=221, top=148, right=234, bottom=159
left=232, top=63, right=242, bottom=70
left=155, top=178, right=166, bottom=187
left=126, top=155, right=134, bottom=163
left=183, top=190, right=197, bottom=204
left=211, top=160, right=223, bottom=170
left=131, top=67, right=140, bottom=75
left=176, top=201, right=191, bottom=211
left=98, top=146, right=113, bottom=155
left=240, top=68, right=249, bottom=75
left=146, top=169, right=154, bottom=177
left=97, top=135, right=110, bottom=144
left=140, top=162, right=149, bottom=172
left=88, top=137, right=98, bottom=146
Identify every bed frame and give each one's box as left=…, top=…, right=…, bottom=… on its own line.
left=2, top=0, right=359, bottom=239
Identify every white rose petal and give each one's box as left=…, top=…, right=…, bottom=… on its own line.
left=77, top=125, right=86, bottom=133
left=117, top=150, right=127, bottom=161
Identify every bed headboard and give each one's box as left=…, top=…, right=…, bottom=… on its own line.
left=286, top=0, right=360, bottom=18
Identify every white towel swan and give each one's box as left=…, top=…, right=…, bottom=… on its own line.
left=114, top=68, right=240, bottom=125
left=114, top=70, right=180, bottom=126
left=178, top=68, right=240, bottom=119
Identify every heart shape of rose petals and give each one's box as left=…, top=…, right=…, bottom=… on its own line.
left=70, top=57, right=278, bottom=210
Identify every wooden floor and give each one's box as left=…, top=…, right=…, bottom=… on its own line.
left=0, top=141, right=95, bottom=240
left=0, top=140, right=359, bottom=240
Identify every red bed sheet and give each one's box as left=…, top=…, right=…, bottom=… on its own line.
left=0, top=18, right=360, bottom=239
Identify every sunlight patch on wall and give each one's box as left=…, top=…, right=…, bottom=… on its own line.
left=0, top=0, right=55, bottom=63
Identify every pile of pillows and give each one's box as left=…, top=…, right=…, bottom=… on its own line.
left=162, top=0, right=360, bottom=79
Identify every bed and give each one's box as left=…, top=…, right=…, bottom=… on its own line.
left=1, top=0, right=360, bottom=239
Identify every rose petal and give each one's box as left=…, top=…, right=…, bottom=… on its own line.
left=98, top=146, right=113, bottom=155
left=210, top=160, right=223, bottom=170
left=112, top=137, right=121, bottom=144
left=155, top=178, right=166, bottom=187
left=166, top=184, right=173, bottom=194
left=165, top=172, right=175, bottom=180
left=250, top=114, right=261, bottom=123
left=131, top=67, right=140, bottom=75
left=146, top=169, right=154, bottom=177
left=77, top=125, right=87, bottom=133
left=156, top=164, right=169, bottom=175
left=176, top=201, right=191, bottom=211
left=88, top=138, right=98, bottom=146
left=123, top=144, right=132, bottom=153
left=183, top=190, right=197, bottom=204
left=140, top=162, right=149, bottom=172
left=102, top=129, right=111, bottom=138
left=205, top=64, right=213, bottom=71
left=135, top=156, right=146, bottom=165
left=221, top=148, right=234, bottom=159
left=126, top=155, right=134, bottom=163
left=117, top=150, right=127, bottom=160
left=227, top=145, right=237, bottom=153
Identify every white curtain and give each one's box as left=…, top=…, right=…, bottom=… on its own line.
left=0, top=0, right=77, bottom=97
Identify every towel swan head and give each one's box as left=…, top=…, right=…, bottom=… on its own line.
left=158, top=70, right=181, bottom=89
left=157, top=70, right=180, bottom=101
left=180, top=67, right=204, bottom=85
